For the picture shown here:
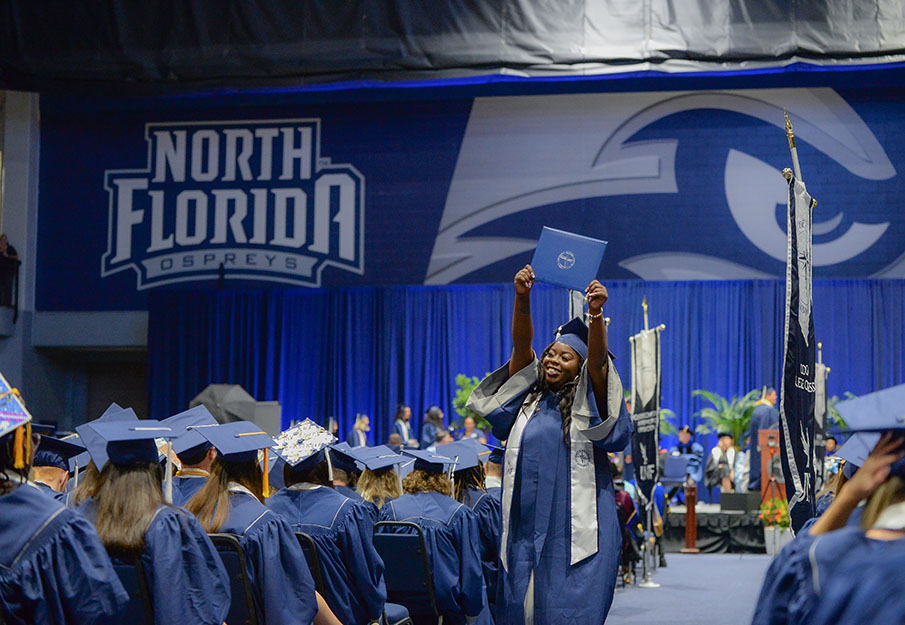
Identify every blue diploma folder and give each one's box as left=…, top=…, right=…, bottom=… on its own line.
left=530, top=227, right=607, bottom=291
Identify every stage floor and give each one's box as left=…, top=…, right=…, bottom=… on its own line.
left=610, top=553, right=772, bottom=625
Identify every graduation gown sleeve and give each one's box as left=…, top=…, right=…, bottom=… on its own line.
left=0, top=497, right=128, bottom=625
left=471, top=492, right=502, bottom=605
left=750, top=530, right=820, bottom=625
left=571, top=359, right=633, bottom=451
left=143, top=507, right=231, bottom=625
left=466, top=359, right=538, bottom=440
left=453, top=506, right=486, bottom=618
left=242, top=513, right=318, bottom=625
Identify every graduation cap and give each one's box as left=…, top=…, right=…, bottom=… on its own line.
left=439, top=439, right=489, bottom=472
left=30, top=423, right=56, bottom=437
left=265, top=453, right=286, bottom=492
left=402, top=449, right=457, bottom=475
left=553, top=317, right=589, bottom=360
left=194, top=421, right=276, bottom=461
left=358, top=451, right=408, bottom=473
left=486, top=445, right=505, bottom=465
left=88, top=420, right=175, bottom=467
left=33, top=435, right=85, bottom=472
left=162, top=405, right=219, bottom=456
left=834, top=384, right=905, bottom=432
left=836, top=432, right=880, bottom=478
left=77, top=406, right=139, bottom=470
left=272, top=419, right=337, bottom=475
left=328, top=443, right=361, bottom=475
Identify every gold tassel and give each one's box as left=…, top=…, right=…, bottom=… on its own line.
left=262, top=448, right=269, bottom=498
left=13, top=422, right=31, bottom=470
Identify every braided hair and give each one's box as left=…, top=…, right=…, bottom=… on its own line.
left=535, top=345, right=583, bottom=447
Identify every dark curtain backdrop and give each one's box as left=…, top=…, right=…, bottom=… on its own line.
left=148, top=279, right=905, bottom=451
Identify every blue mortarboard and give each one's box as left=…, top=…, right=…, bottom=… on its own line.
left=30, top=424, right=56, bottom=437
left=439, top=439, right=489, bottom=472
left=553, top=318, right=589, bottom=360
left=88, top=420, right=175, bottom=467
left=836, top=431, right=879, bottom=476
left=329, top=443, right=362, bottom=474
left=266, top=454, right=286, bottom=491
left=487, top=445, right=505, bottom=465
left=195, top=421, right=275, bottom=462
left=531, top=226, right=607, bottom=292
left=835, top=384, right=905, bottom=432
left=162, top=405, right=219, bottom=456
left=33, top=435, right=86, bottom=471
left=69, top=450, right=91, bottom=473
left=359, top=451, right=407, bottom=472
left=76, top=406, right=138, bottom=469
left=402, top=449, right=457, bottom=474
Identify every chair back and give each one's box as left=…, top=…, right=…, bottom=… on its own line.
left=662, top=454, right=688, bottom=485
left=295, top=532, right=327, bottom=596
left=373, top=521, right=439, bottom=618
left=111, top=555, right=154, bottom=625
left=209, top=533, right=261, bottom=625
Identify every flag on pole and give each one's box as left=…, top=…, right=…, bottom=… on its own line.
left=779, top=175, right=816, bottom=533
left=813, top=360, right=829, bottom=491
left=630, top=327, right=662, bottom=516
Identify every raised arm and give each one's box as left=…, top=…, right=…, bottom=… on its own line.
left=585, top=280, right=609, bottom=417
left=510, top=265, right=535, bottom=376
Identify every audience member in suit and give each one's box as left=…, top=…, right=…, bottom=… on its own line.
left=187, top=421, right=332, bottom=625
left=393, top=404, right=419, bottom=448
left=346, top=414, right=370, bottom=448
left=267, top=440, right=390, bottom=625
left=378, top=450, right=485, bottom=625
left=88, top=420, right=231, bottom=625
left=420, top=405, right=446, bottom=450
left=0, top=420, right=129, bottom=625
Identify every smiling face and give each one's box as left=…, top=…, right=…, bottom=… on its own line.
left=542, top=342, right=582, bottom=389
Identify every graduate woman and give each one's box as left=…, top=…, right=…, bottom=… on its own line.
left=467, top=265, right=633, bottom=625
left=0, top=417, right=128, bottom=624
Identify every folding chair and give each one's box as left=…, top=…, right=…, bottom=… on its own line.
left=662, top=454, right=688, bottom=503
left=209, top=533, right=261, bottom=625
left=111, top=555, right=154, bottom=625
left=374, top=521, right=441, bottom=625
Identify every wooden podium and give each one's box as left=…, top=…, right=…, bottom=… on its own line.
left=759, top=429, right=786, bottom=501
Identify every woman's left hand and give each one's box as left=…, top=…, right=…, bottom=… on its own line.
left=585, top=280, right=608, bottom=312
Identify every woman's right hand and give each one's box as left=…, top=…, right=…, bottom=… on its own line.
left=514, top=265, right=535, bottom=295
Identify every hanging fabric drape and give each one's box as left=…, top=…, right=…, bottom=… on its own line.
left=148, top=279, right=905, bottom=452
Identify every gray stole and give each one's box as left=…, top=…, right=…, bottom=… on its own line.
left=500, top=357, right=625, bottom=569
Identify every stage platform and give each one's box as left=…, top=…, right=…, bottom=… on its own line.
left=662, top=504, right=766, bottom=554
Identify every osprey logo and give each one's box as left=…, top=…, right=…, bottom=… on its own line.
left=102, top=119, right=365, bottom=289
left=557, top=251, right=576, bottom=269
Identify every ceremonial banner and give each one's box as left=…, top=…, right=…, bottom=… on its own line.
left=813, top=361, right=829, bottom=491
left=779, top=176, right=817, bottom=533
left=630, top=327, right=661, bottom=515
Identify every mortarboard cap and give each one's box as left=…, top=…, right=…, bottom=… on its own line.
left=328, top=444, right=360, bottom=474
left=531, top=226, right=607, bottom=292
left=359, top=450, right=408, bottom=472
left=0, top=371, right=32, bottom=445
left=30, top=424, right=56, bottom=437
left=439, top=439, right=489, bottom=472
left=679, top=425, right=694, bottom=435
left=553, top=318, right=589, bottom=360
left=162, top=405, right=219, bottom=456
left=834, top=384, right=905, bottom=432
left=266, top=453, right=286, bottom=491
left=76, top=406, right=139, bottom=469
left=33, top=435, right=86, bottom=471
left=402, top=449, right=457, bottom=474
left=487, top=445, right=505, bottom=465
left=88, top=420, right=175, bottom=467
left=195, top=421, right=275, bottom=462
left=272, top=419, right=337, bottom=471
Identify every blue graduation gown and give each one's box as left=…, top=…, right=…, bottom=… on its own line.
left=469, top=360, right=633, bottom=625
left=267, top=486, right=386, bottom=625
left=172, top=474, right=208, bottom=506
left=220, top=490, right=318, bottom=625
left=140, top=506, right=231, bottom=625
left=379, top=491, right=485, bottom=624
left=747, top=403, right=779, bottom=491
left=335, top=483, right=364, bottom=502
left=420, top=422, right=439, bottom=450
left=461, top=486, right=502, bottom=609
left=0, top=483, right=128, bottom=624
left=346, top=430, right=368, bottom=448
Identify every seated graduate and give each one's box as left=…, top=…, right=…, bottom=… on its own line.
left=420, top=405, right=446, bottom=450
left=751, top=386, right=905, bottom=625
left=0, top=416, right=129, bottom=625
left=31, top=432, right=84, bottom=501
left=346, top=413, right=371, bottom=448
left=446, top=439, right=502, bottom=612
left=704, top=432, right=736, bottom=495
left=378, top=449, right=485, bottom=625
left=161, top=405, right=219, bottom=506
left=352, top=444, right=404, bottom=510
left=86, top=419, right=231, bottom=625
left=185, top=421, right=324, bottom=625
left=266, top=422, right=392, bottom=625
left=328, top=441, right=365, bottom=501
left=393, top=403, right=420, bottom=449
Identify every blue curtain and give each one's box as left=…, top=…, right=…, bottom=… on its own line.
left=148, top=279, right=905, bottom=452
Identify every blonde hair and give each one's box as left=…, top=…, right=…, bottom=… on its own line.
left=357, top=468, right=402, bottom=508
left=187, top=457, right=263, bottom=533
left=402, top=469, right=453, bottom=497
left=71, top=462, right=104, bottom=506
left=861, top=476, right=905, bottom=530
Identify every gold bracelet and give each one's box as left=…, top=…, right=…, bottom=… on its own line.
left=587, top=310, right=603, bottom=320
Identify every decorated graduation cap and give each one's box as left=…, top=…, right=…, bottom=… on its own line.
left=402, top=448, right=458, bottom=475
left=0, top=371, right=32, bottom=471
left=162, top=405, right=219, bottom=456
left=272, top=419, right=337, bottom=474
left=77, top=406, right=139, bottom=471
left=553, top=317, right=589, bottom=360
left=88, top=420, right=175, bottom=467
left=33, top=435, right=85, bottom=471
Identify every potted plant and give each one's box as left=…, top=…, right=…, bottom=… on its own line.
left=451, top=373, right=492, bottom=435
left=692, top=389, right=761, bottom=446
left=759, top=496, right=792, bottom=555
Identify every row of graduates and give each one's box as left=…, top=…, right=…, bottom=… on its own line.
left=0, top=402, right=505, bottom=625
left=751, top=384, right=905, bottom=625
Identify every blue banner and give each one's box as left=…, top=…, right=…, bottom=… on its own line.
left=37, top=87, right=905, bottom=311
